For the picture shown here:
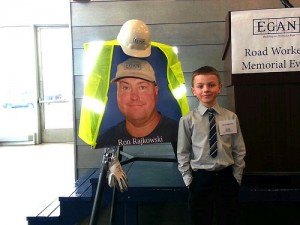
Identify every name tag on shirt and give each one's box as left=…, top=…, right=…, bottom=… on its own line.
left=219, top=119, right=237, bottom=135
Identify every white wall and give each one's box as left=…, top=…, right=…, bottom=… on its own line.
left=0, top=0, right=69, bottom=26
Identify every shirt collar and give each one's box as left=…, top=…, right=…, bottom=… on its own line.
left=197, top=102, right=221, bottom=116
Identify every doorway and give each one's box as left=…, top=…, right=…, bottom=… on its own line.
left=0, top=26, right=36, bottom=144
left=36, top=26, right=74, bottom=143
left=0, top=26, right=74, bottom=145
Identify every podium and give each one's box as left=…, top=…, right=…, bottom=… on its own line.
left=222, top=8, right=300, bottom=173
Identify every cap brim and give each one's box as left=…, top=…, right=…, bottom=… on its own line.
left=111, top=75, right=155, bottom=83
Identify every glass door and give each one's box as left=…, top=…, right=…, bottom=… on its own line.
left=0, top=27, right=37, bottom=144
left=37, top=26, right=74, bottom=143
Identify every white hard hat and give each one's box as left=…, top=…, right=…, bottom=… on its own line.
left=117, top=19, right=151, bottom=58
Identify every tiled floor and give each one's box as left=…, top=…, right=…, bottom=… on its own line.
left=0, top=143, right=75, bottom=225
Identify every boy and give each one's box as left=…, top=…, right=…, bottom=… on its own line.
left=177, top=66, right=246, bottom=225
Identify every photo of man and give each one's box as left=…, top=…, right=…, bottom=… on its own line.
left=96, top=57, right=178, bottom=148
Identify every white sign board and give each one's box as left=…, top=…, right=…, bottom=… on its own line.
left=231, top=8, right=300, bottom=74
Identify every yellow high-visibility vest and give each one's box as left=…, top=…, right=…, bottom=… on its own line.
left=78, top=39, right=189, bottom=147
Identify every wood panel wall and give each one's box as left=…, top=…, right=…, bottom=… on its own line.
left=70, top=0, right=290, bottom=177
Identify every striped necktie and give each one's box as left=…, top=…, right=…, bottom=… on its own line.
left=208, top=108, right=217, bottom=158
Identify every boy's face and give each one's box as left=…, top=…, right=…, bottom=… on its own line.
left=191, top=74, right=222, bottom=108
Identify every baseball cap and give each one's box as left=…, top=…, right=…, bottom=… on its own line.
left=111, top=58, right=156, bottom=83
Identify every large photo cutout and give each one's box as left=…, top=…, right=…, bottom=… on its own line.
left=79, top=20, right=189, bottom=148
left=96, top=46, right=182, bottom=148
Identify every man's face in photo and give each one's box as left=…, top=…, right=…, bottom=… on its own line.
left=117, top=77, right=158, bottom=125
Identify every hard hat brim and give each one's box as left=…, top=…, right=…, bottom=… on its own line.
left=120, top=45, right=151, bottom=58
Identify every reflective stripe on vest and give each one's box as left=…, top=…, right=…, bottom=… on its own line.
left=78, top=39, right=189, bottom=147
left=151, top=41, right=189, bottom=116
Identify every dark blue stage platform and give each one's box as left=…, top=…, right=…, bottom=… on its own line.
left=27, top=143, right=300, bottom=225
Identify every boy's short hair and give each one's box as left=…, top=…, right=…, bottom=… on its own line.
left=191, top=66, right=221, bottom=87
